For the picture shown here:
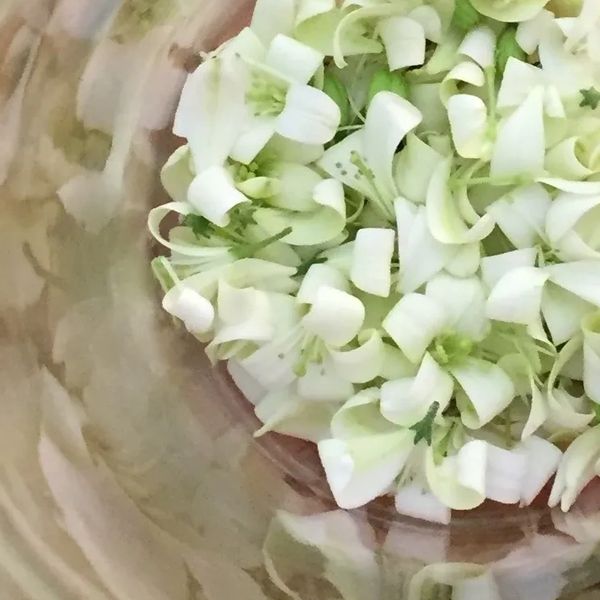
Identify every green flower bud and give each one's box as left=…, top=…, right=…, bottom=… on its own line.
left=495, top=26, right=526, bottom=74
left=367, top=69, right=408, bottom=105
left=323, top=74, right=351, bottom=126
left=452, top=0, right=480, bottom=32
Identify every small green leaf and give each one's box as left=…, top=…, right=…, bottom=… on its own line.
left=323, top=74, right=351, bottom=126
left=593, top=403, right=600, bottom=425
left=183, top=214, right=213, bottom=239
left=410, top=402, right=441, bottom=446
left=452, top=0, right=480, bottom=32
left=367, top=69, right=408, bottom=105
left=495, top=26, right=526, bottom=74
left=580, top=87, right=600, bottom=110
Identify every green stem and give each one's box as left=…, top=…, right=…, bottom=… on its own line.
left=234, top=227, right=293, bottom=259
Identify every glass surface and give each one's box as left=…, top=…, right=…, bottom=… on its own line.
left=2, top=1, right=600, bottom=598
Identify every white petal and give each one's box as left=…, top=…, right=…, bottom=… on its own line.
left=522, top=379, right=548, bottom=440
left=538, top=178, right=600, bottom=195
left=395, top=198, right=457, bottom=293
left=486, top=184, right=551, bottom=248
left=545, top=138, right=592, bottom=181
left=426, top=274, right=490, bottom=341
left=408, top=5, right=442, bottom=42
left=426, top=442, right=487, bottom=510
left=313, top=177, right=346, bottom=217
left=351, top=228, right=395, bottom=297
left=297, top=263, right=349, bottom=304
left=481, top=248, right=538, bottom=290
left=255, top=389, right=336, bottom=442
left=447, top=94, right=490, bottom=159
left=318, top=431, right=414, bottom=509
left=275, top=84, right=341, bottom=145
left=227, top=359, right=266, bottom=406
left=542, top=284, right=594, bottom=346
left=330, top=331, right=385, bottom=384
left=491, top=87, right=545, bottom=178
left=484, top=443, right=527, bottom=504
left=380, top=344, right=419, bottom=381
left=174, top=57, right=246, bottom=171
left=395, top=484, right=451, bottom=525
left=295, top=0, right=336, bottom=26
left=330, top=388, right=390, bottom=439
left=250, top=0, right=295, bottom=44
left=378, top=17, right=426, bottom=71
left=161, top=146, right=194, bottom=203
left=440, top=61, right=485, bottom=106
left=547, top=261, right=600, bottom=306
left=162, top=287, right=214, bottom=334
left=486, top=267, right=550, bottom=325
left=383, top=293, right=448, bottom=364
left=303, top=286, right=365, bottom=347
left=267, top=162, right=323, bottom=212
left=545, top=192, right=600, bottom=246
left=516, top=9, right=554, bottom=53
left=496, top=58, right=544, bottom=109
left=364, top=92, right=423, bottom=204
left=212, top=281, right=274, bottom=344
left=445, top=243, right=481, bottom=277
left=394, top=134, right=444, bottom=204
left=380, top=353, right=453, bottom=426
left=265, top=34, right=324, bottom=84
left=520, top=436, right=562, bottom=506
left=549, top=426, right=600, bottom=511
left=458, top=26, right=496, bottom=69
left=297, top=363, right=355, bottom=402
left=582, top=313, right=600, bottom=404
left=453, top=358, right=515, bottom=428
left=230, top=115, right=277, bottom=164
left=470, top=0, right=548, bottom=22
left=427, top=160, right=495, bottom=244
left=188, top=166, right=249, bottom=227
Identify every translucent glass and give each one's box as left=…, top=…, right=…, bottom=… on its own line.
left=2, top=1, right=600, bottom=598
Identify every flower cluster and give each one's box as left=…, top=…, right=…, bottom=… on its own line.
left=149, top=0, right=600, bottom=522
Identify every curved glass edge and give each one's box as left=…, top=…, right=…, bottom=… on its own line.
left=1, top=1, right=600, bottom=599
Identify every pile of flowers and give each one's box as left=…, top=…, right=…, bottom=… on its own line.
left=149, top=0, right=600, bottom=523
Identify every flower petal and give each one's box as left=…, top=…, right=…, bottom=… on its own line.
left=267, top=163, right=322, bottom=212
left=481, top=248, right=538, bottom=290
left=582, top=312, right=600, bottom=405
left=470, top=0, right=548, bottom=22
left=227, top=359, right=266, bottom=406
left=486, top=183, right=551, bottom=248
left=161, top=146, right=194, bottom=203
left=486, top=266, right=550, bottom=325
left=447, top=94, right=490, bottom=159
left=297, top=363, right=355, bottom=402
left=265, top=34, right=324, bottom=84
left=426, top=274, right=490, bottom=341
left=351, top=228, right=395, bottom=297
left=330, top=331, right=386, bottom=384
left=484, top=443, right=528, bottom=504
left=542, top=283, right=594, bottom=346
left=303, top=286, right=365, bottom=347
left=162, top=287, right=215, bottom=334
left=331, top=388, right=392, bottom=439
left=381, top=353, right=454, bottom=426
left=297, top=263, right=349, bottom=303
left=490, top=87, right=545, bottom=178
left=364, top=92, right=423, bottom=204
left=458, top=26, right=496, bottom=69
left=426, top=441, right=487, bottom=510
left=545, top=137, right=592, bottom=181
left=174, top=57, right=247, bottom=171
left=230, top=115, right=277, bottom=165
left=440, top=61, right=485, bottom=106
left=275, top=84, right=341, bottom=145
left=188, top=166, right=249, bottom=227
left=452, top=358, right=515, bottom=428
left=549, top=425, right=600, bottom=511
left=383, top=293, right=448, bottom=364
left=408, top=5, right=442, bottom=42
left=395, top=198, right=458, bottom=294
left=496, top=58, right=544, bottom=109
left=250, top=0, right=295, bottom=44
left=395, top=484, right=451, bottom=525
left=378, top=17, right=426, bottom=71
left=547, top=261, right=600, bottom=306
left=427, top=160, right=495, bottom=244
left=318, top=431, right=415, bottom=509
left=519, top=436, right=562, bottom=506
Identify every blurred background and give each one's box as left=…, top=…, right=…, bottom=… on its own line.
left=2, top=1, right=600, bottom=598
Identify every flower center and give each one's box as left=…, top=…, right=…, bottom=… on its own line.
left=246, top=74, right=287, bottom=117
left=430, top=331, right=474, bottom=366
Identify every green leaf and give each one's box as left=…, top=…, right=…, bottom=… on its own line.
left=323, top=73, right=351, bottom=126
left=452, top=0, right=480, bottom=32
left=495, top=26, right=526, bottom=74
left=367, top=69, right=408, bottom=105
left=579, top=87, right=600, bottom=110
left=410, top=401, right=441, bottom=446
left=183, top=214, right=214, bottom=239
